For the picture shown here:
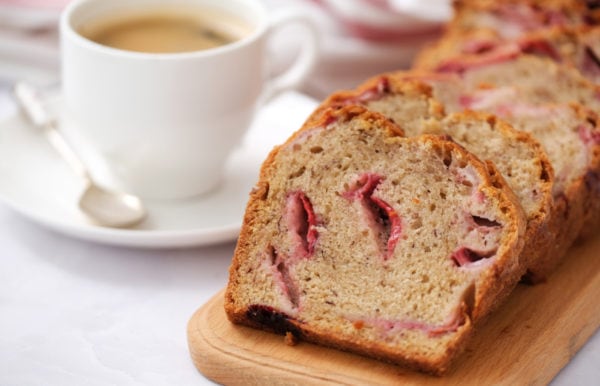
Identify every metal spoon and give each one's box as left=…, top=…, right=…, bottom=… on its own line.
left=13, top=82, right=147, bottom=228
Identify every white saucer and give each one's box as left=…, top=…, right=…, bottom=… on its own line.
left=0, top=90, right=318, bottom=248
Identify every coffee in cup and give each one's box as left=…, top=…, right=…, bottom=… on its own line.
left=78, top=4, right=254, bottom=53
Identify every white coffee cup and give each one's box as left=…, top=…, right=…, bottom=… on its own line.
left=60, top=0, right=318, bottom=199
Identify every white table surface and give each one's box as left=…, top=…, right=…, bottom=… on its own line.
left=0, top=1, right=599, bottom=383
left=0, top=204, right=231, bottom=386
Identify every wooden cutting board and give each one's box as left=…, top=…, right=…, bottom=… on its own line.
left=187, top=233, right=600, bottom=385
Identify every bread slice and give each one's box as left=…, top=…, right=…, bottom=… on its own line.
left=314, top=76, right=554, bottom=285
left=413, top=28, right=510, bottom=71
left=450, top=0, right=591, bottom=39
left=413, top=26, right=600, bottom=78
left=452, top=55, right=600, bottom=110
left=415, top=26, right=600, bottom=85
left=412, top=0, right=592, bottom=69
left=225, top=105, right=526, bottom=375
left=401, top=54, right=600, bottom=121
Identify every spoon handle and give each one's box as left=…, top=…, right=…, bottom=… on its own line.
left=13, top=82, right=91, bottom=183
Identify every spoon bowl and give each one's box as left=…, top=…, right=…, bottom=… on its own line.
left=79, top=184, right=146, bottom=228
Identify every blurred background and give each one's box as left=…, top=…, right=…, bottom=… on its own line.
left=0, top=0, right=450, bottom=106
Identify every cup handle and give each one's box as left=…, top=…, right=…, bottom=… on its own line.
left=261, top=9, right=319, bottom=103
